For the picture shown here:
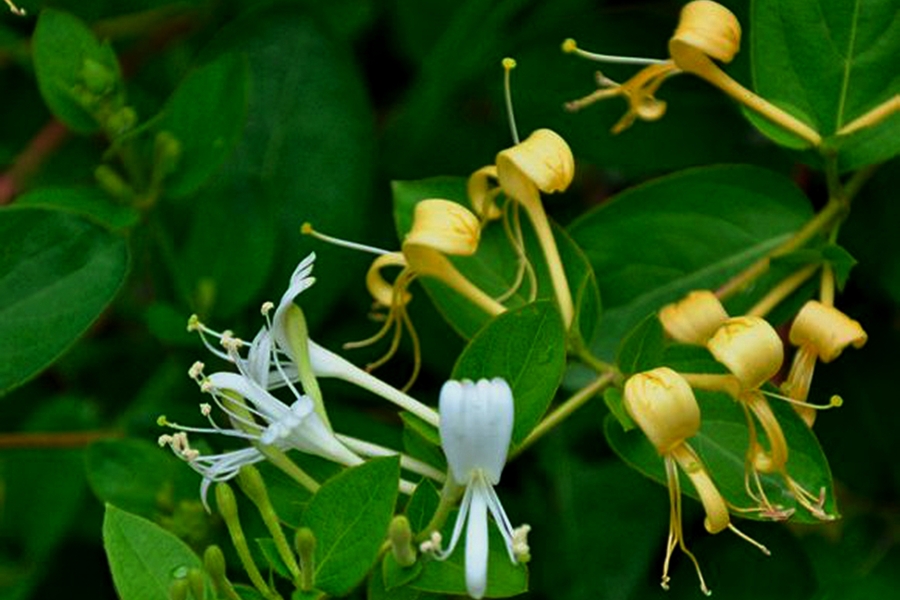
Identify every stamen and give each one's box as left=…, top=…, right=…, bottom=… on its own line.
left=727, top=523, right=771, bottom=555
left=502, top=57, right=520, bottom=144
left=188, top=361, right=205, bottom=380
left=301, top=222, right=390, bottom=256
left=562, top=38, right=668, bottom=65
left=4, top=1, right=25, bottom=16
left=762, top=388, right=844, bottom=411
left=186, top=314, right=202, bottom=332
left=260, top=301, right=274, bottom=315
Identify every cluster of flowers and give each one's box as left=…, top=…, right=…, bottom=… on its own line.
left=624, top=291, right=866, bottom=594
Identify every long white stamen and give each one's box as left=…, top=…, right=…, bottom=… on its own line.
left=562, top=38, right=668, bottom=65
left=301, top=222, right=391, bottom=256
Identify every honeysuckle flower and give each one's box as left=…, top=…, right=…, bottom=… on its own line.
left=468, top=128, right=576, bottom=327
left=705, top=316, right=833, bottom=520
left=430, top=378, right=523, bottom=599
left=659, top=290, right=729, bottom=345
left=304, top=201, right=505, bottom=390
left=624, top=367, right=768, bottom=595
left=782, top=300, right=867, bottom=426
left=159, top=363, right=362, bottom=509
left=564, top=1, right=821, bottom=145
left=189, top=252, right=441, bottom=427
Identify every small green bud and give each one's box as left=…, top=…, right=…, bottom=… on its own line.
left=389, top=515, right=416, bottom=567
left=187, top=568, right=205, bottom=600
left=154, top=131, right=182, bottom=178
left=295, top=527, right=317, bottom=592
left=169, top=578, right=189, bottom=600
left=95, top=164, right=134, bottom=201
left=106, top=106, right=137, bottom=137
left=203, top=545, right=234, bottom=597
left=214, top=482, right=238, bottom=522
left=237, top=465, right=268, bottom=507
left=81, top=58, right=116, bottom=96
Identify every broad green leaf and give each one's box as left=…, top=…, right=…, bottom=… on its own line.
left=198, top=5, right=375, bottom=325
left=392, top=177, right=601, bottom=342
left=567, top=165, right=813, bottom=360
left=452, top=301, right=567, bottom=445
left=604, top=386, right=837, bottom=524
left=383, top=553, right=423, bottom=590
left=752, top=0, right=900, bottom=169
left=616, top=313, right=666, bottom=377
left=401, top=413, right=447, bottom=473
left=367, top=568, right=422, bottom=600
left=16, top=186, right=139, bottom=230
left=603, top=387, right=635, bottom=432
left=411, top=518, right=528, bottom=597
left=157, top=53, right=250, bottom=199
left=302, top=457, right=400, bottom=596
left=0, top=207, right=128, bottom=395
left=103, top=504, right=206, bottom=600
left=404, top=478, right=441, bottom=534
left=32, top=9, right=123, bottom=133
left=256, top=538, right=293, bottom=580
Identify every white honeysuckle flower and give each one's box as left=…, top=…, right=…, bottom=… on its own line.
left=433, top=378, right=523, bottom=600
left=188, top=252, right=440, bottom=427
left=159, top=365, right=361, bottom=509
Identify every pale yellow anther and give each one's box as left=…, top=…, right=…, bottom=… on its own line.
left=707, top=316, right=784, bottom=390
left=789, top=300, right=867, bottom=363
left=404, top=199, right=481, bottom=257
left=186, top=314, right=202, bottom=332
left=496, top=129, right=574, bottom=199
left=659, top=290, right=729, bottom=345
left=623, top=367, right=700, bottom=454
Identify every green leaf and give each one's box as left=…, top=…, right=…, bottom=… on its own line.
left=567, top=165, right=813, bottom=359
left=452, top=301, right=567, bottom=445
left=383, top=553, right=423, bottom=590
left=392, top=177, right=601, bottom=341
left=367, top=567, right=422, bottom=600
left=752, top=0, right=900, bottom=168
left=411, top=520, right=528, bottom=597
left=157, top=53, right=250, bottom=199
left=0, top=207, right=129, bottom=395
left=32, top=9, right=123, bottom=133
left=197, top=4, right=375, bottom=325
left=16, top=186, right=139, bottom=230
left=302, top=456, right=401, bottom=596
left=256, top=538, right=293, bottom=580
left=822, top=244, right=857, bottom=290
left=103, top=504, right=206, bottom=600
left=604, top=386, right=838, bottom=524
left=401, top=414, right=447, bottom=474
left=404, top=478, right=441, bottom=535
left=616, top=313, right=666, bottom=377
left=603, top=387, right=635, bottom=432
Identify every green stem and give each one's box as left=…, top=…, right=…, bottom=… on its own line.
left=745, top=264, right=819, bottom=318
left=513, top=372, right=616, bottom=458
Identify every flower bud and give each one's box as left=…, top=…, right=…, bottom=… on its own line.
left=405, top=199, right=481, bottom=256
left=168, top=578, right=189, bottom=600
left=496, top=129, right=574, bottom=202
left=106, top=106, right=138, bottom=137
left=389, top=515, right=417, bottom=567
left=624, top=367, right=700, bottom=454
left=187, top=568, right=205, bottom=600
left=789, top=300, right=867, bottom=363
left=81, top=58, right=117, bottom=96
left=659, top=290, right=729, bottom=345
left=295, top=527, right=317, bottom=591
left=669, top=0, right=741, bottom=73
left=707, top=316, right=783, bottom=389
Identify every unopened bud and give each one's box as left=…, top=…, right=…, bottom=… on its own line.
left=295, top=527, right=317, bottom=591
left=186, top=568, right=205, bottom=600
left=659, top=290, right=728, bottom=345
left=389, top=515, right=417, bottom=567
left=707, top=316, right=783, bottom=389
left=169, top=578, right=189, bottom=600
left=106, top=106, right=138, bottom=137
left=624, top=367, right=700, bottom=454
left=789, top=300, right=867, bottom=362
left=203, top=545, right=235, bottom=597
left=95, top=164, right=135, bottom=201
left=214, top=482, right=238, bottom=522
left=81, top=58, right=117, bottom=96
left=155, top=131, right=182, bottom=178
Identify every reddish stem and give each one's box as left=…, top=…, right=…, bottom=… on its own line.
left=0, top=119, right=70, bottom=204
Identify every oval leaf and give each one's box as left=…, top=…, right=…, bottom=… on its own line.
left=103, top=504, right=205, bottom=600
left=0, top=207, right=129, bottom=395
left=452, top=301, right=567, bottom=446
left=302, top=456, right=401, bottom=596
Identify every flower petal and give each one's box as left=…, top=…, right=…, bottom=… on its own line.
left=465, top=478, right=490, bottom=600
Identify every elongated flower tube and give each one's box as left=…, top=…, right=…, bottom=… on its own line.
left=783, top=301, right=867, bottom=426
left=432, top=378, right=524, bottom=599
left=624, top=367, right=768, bottom=595
left=564, top=1, right=821, bottom=145
left=659, top=290, right=729, bottom=345
left=472, top=129, right=575, bottom=327
left=4, top=1, right=25, bottom=16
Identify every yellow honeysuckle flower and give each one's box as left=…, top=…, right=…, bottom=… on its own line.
left=468, top=128, right=576, bottom=327
left=305, top=200, right=505, bottom=390
left=624, top=367, right=769, bottom=596
left=659, top=290, right=729, bottom=345
left=783, top=300, right=867, bottom=426
left=703, top=316, right=835, bottom=520
left=564, top=1, right=821, bottom=145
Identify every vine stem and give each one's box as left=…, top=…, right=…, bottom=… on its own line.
left=512, top=372, right=616, bottom=458
left=0, top=429, right=122, bottom=448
